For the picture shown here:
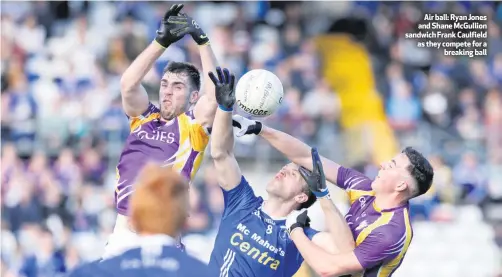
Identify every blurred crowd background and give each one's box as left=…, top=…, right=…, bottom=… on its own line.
left=1, top=1, right=502, bottom=277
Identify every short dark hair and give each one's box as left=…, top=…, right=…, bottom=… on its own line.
left=402, top=147, right=434, bottom=198
left=163, top=61, right=201, bottom=91
left=297, top=186, right=317, bottom=210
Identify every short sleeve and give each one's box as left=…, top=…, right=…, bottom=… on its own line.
left=129, top=102, right=160, bottom=131
left=337, top=167, right=375, bottom=204
left=304, top=227, right=319, bottom=240
left=353, top=230, right=404, bottom=270
left=221, top=176, right=262, bottom=219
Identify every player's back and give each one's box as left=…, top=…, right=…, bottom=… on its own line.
left=70, top=238, right=212, bottom=277
left=337, top=167, right=413, bottom=277
left=114, top=103, right=209, bottom=215
left=208, top=176, right=317, bottom=277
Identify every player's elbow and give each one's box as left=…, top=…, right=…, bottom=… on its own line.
left=210, top=148, right=232, bottom=161
left=312, top=263, right=342, bottom=277
left=120, top=75, right=139, bottom=94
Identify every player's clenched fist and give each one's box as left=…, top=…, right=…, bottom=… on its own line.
left=299, top=148, right=330, bottom=199
left=155, top=4, right=189, bottom=48
left=232, top=115, right=263, bottom=136
left=208, top=67, right=236, bottom=111
left=286, top=209, right=311, bottom=235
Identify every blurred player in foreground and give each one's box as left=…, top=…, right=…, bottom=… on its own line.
left=207, top=67, right=347, bottom=277
left=104, top=4, right=219, bottom=259
left=233, top=115, right=434, bottom=276
left=69, top=164, right=211, bottom=277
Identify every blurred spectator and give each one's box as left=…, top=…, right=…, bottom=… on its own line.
left=19, top=226, right=66, bottom=277
left=453, top=152, right=488, bottom=205
left=429, top=155, right=456, bottom=204
left=185, top=186, right=210, bottom=235
left=386, top=80, right=421, bottom=131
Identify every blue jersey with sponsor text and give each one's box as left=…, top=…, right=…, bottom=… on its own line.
left=68, top=235, right=211, bottom=277
left=208, top=176, right=318, bottom=277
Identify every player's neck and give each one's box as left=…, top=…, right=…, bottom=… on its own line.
left=373, top=193, right=407, bottom=211
left=262, top=199, right=295, bottom=219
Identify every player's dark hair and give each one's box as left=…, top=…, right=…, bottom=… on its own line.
left=297, top=187, right=317, bottom=210
left=163, top=61, right=201, bottom=91
left=402, top=147, right=434, bottom=198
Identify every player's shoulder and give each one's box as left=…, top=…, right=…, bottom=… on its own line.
left=337, top=166, right=373, bottom=189
left=68, top=259, right=113, bottom=277
left=129, top=102, right=161, bottom=119
left=223, top=175, right=261, bottom=200
left=163, top=246, right=212, bottom=274
left=182, top=109, right=196, bottom=120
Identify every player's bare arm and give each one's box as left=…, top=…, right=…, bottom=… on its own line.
left=232, top=116, right=341, bottom=185
left=167, top=13, right=219, bottom=127
left=193, top=45, right=219, bottom=127
left=120, top=4, right=187, bottom=117
left=290, top=229, right=362, bottom=277
left=299, top=148, right=355, bottom=253
left=209, top=67, right=241, bottom=190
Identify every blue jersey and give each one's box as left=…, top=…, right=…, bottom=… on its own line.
left=208, top=176, right=318, bottom=277
left=69, top=235, right=211, bottom=277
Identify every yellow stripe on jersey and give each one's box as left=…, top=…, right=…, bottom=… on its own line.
left=169, top=113, right=209, bottom=178
left=172, top=114, right=193, bottom=173
left=355, top=212, right=394, bottom=246
left=129, top=112, right=160, bottom=131
left=186, top=114, right=210, bottom=152
left=348, top=189, right=376, bottom=205
left=190, top=151, right=204, bottom=180
left=376, top=209, right=413, bottom=277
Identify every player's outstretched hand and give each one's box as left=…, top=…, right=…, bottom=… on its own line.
left=299, top=148, right=330, bottom=199
left=286, top=209, right=311, bottom=235
left=208, top=67, right=236, bottom=111
left=232, top=115, right=262, bottom=137
left=167, top=13, right=209, bottom=45
left=155, top=4, right=190, bottom=48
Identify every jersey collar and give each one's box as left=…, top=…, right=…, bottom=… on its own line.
left=260, top=204, right=287, bottom=224
left=139, top=234, right=176, bottom=246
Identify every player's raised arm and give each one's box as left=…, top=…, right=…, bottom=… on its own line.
left=232, top=116, right=341, bottom=185
left=299, top=148, right=355, bottom=253
left=186, top=17, right=219, bottom=128
left=120, top=4, right=188, bottom=117
left=209, top=67, right=241, bottom=190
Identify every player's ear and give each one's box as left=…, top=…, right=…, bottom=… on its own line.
left=294, top=192, right=308, bottom=204
left=189, top=90, right=199, bottom=105
left=395, top=180, right=408, bottom=193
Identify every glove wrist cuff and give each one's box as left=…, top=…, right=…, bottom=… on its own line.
left=255, top=121, right=263, bottom=135
left=218, top=104, right=233, bottom=112
left=313, top=190, right=330, bottom=199
left=288, top=224, right=304, bottom=235
left=153, top=39, right=169, bottom=49
left=196, top=39, right=210, bottom=46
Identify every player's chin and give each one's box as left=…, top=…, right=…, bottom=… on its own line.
left=161, top=110, right=175, bottom=121
left=266, top=179, right=281, bottom=193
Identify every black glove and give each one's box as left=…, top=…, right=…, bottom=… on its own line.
left=155, top=4, right=189, bottom=48
left=231, top=115, right=263, bottom=136
left=286, top=209, right=311, bottom=235
left=167, top=14, right=210, bottom=45
left=299, top=148, right=330, bottom=199
left=208, top=67, right=236, bottom=111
